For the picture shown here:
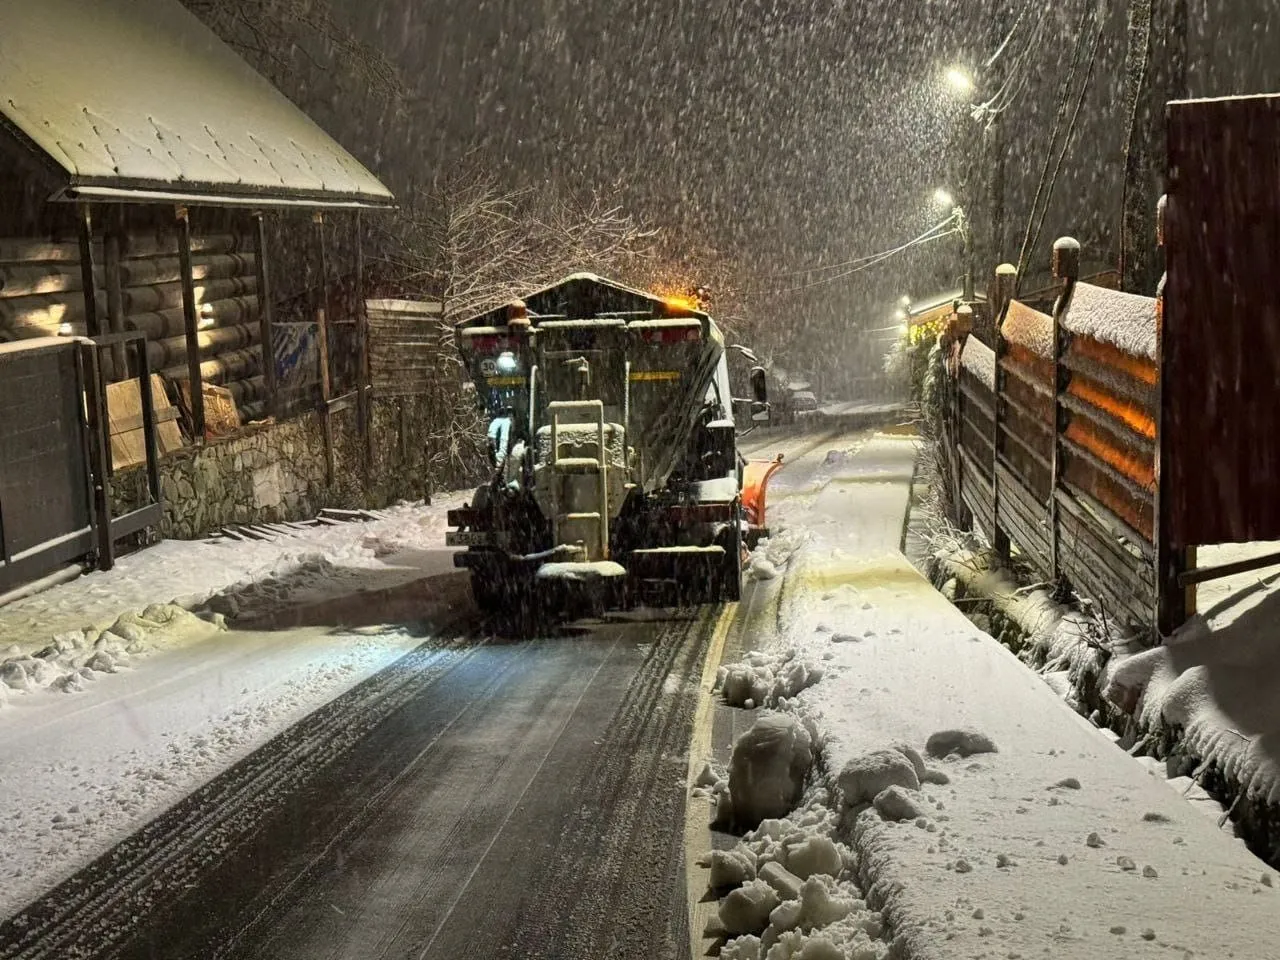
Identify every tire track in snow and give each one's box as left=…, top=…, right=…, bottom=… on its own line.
left=0, top=621, right=489, bottom=960
left=497, top=606, right=718, bottom=960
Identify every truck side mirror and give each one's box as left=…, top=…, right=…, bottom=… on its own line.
left=750, top=366, right=768, bottom=404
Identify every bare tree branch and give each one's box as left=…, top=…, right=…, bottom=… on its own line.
left=184, top=0, right=403, bottom=103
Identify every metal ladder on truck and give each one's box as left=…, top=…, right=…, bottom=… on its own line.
left=548, top=399, right=609, bottom=561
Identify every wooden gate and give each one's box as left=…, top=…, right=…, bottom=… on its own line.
left=0, top=339, right=95, bottom=592
left=0, top=334, right=163, bottom=595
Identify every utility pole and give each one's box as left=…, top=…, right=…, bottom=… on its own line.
left=959, top=207, right=975, bottom=302
left=1121, top=0, right=1188, bottom=294
left=986, top=0, right=1008, bottom=266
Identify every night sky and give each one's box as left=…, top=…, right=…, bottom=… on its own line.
left=300, top=0, right=1280, bottom=386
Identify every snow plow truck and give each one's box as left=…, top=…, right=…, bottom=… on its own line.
left=446, top=273, right=783, bottom=616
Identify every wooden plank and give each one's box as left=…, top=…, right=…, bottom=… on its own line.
left=1063, top=545, right=1154, bottom=629
left=995, top=464, right=1053, bottom=575
left=998, top=499, right=1052, bottom=573
left=959, top=381, right=995, bottom=421
left=1056, top=485, right=1155, bottom=569
left=1058, top=514, right=1156, bottom=596
left=996, top=462, right=1051, bottom=524
left=998, top=409, right=1052, bottom=473
left=1060, top=436, right=1154, bottom=506
left=1060, top=392, right=1155, bottom=460
left=1061, top=350, right=1156, bottom=411
left=106, top=374, right=184, bottom=469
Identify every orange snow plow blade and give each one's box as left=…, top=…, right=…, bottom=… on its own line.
left=742, top=454, right=785, bottom=529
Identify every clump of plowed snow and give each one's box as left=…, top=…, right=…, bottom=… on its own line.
left=748, top=528, right=811, bottom=582
left=701, top=791, right=887, bottom=960
left=718, top=649, right=826, bottom=711
left=728, top=714, right=818, bottom=827
left=0, top=604, right=212, bottom=700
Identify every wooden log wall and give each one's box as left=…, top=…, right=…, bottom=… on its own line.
left=0, top=226, right=265, bottom=429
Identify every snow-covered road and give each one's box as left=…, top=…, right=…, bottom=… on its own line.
left=0, top=500, right=468, bottom=921
left=0, top=485, right=736, bottom=959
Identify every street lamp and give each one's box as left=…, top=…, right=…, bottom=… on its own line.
left=945, top=67, right=975, bottom=99
left=933, top=188, right=956, bottom=210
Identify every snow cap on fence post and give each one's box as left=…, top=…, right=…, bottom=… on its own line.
left=1052, top=237, right=1080, bottom=282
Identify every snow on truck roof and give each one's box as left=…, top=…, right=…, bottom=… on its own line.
left=457, top=274, right=712, bottom=329
left=0, top=0, right=393, bottom=209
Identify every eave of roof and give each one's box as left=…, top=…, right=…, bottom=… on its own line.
left=0, top=0, right=394, bottom=210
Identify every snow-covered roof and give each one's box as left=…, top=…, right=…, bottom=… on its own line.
left=1061, top=282, right=1157, bottom=361
left=1002, top=300, right=1054, bottom=360
left=0, top=0, right=393, bottom=209
left=960, top=336, right=996, bottom=391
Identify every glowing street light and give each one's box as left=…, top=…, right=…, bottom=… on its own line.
left=933, top=188, right=956, bottom=210
left=945, top=67, right=975, bottom=98
left=899, top=295, right=912, bottom=309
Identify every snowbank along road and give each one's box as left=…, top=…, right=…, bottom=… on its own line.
left=684, top=428, right=1280, bottom=960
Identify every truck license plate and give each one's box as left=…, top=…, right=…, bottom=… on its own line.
left=446, top=531, right=493, bottom=547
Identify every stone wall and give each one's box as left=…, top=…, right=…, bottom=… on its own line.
left=111, top=396, right=482, bottom=542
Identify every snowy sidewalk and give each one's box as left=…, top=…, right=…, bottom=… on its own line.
left=705, top=434, right=1279, bottom=959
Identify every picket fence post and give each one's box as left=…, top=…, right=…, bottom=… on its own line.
left=1050, top=238, right=1081, bottom=584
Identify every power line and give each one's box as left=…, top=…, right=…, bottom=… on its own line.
left=751, top=213, right=960, bottom=285
left=1015, top=0, right=1098, bottom=289
left=1024, top=12, right=1106, bottom=279
left=760, top=225, right=962, bottom=295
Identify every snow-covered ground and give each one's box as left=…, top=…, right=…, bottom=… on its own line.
left=932, top=538, right=1280, bottom=867
left=692, top=433, right=1280, bottom=959
left=0, top=495, right=468, bottom=920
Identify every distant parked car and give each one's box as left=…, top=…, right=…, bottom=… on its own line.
left=791, top=390, right=819, bottom=413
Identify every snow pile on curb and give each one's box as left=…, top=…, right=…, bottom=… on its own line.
left=718, top=650, right=826, bottom=711
left=695, top=643, right=888, bottom=958
left=0, top=604, right=215, bottom=703
left=748, top=528, right=811, bottom=583
left=1102, top=619, right=1280, bottom=858
left=0, top=496, right=465, bottom=663
left=700, top=786, right=888, bottom=960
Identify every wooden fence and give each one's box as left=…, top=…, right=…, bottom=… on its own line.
left=941, top=94, right=1280, bottom=639
left=945, top=241, right=1161, bottom=635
